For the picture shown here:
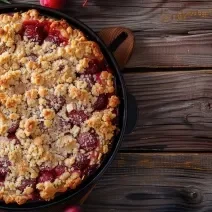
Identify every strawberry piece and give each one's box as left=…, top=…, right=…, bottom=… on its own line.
left=40, top=0, right=66, bottom=9
left=30, top=191, right=42, bottom=201
left=77, top=132, right=98, bottom=152
left=93, top=94, right=108, bottom=110
left=68, top=110, right=88, bottom=126
left=95, top=72, right=102, bottom=83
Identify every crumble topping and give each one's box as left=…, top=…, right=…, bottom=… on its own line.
left=0, top=9, right=120, bottom=205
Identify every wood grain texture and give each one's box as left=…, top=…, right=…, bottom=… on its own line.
left=123, top=70, right=212, bottom=152
left=84, top=153, right=212, bottom=212
left=4, top=0, right=212, bottom=68
left=0, top=1, right=212, bottom=212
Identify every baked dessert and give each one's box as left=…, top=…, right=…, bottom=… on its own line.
left=0, top=9, right=120, bottom=205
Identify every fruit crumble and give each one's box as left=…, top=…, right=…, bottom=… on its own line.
left=0, top=9, right=120, bottom=205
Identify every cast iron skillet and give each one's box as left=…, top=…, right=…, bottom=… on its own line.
left=0, top=4, right=138, bottom=211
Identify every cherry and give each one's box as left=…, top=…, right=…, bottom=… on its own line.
left=93, top=94, right=108, bottom=110
left=77, top=132, right=98, bottom=152
left=45, top=29, right=68, bottom=46
left=54, top=165, right=66, bottom=176
left=47, top=95, right=66, bottom=113
left=18, top=179, right=36, bottom=192
left=73, top=154, right=90, bottom=170
left=22, top=20, right=48, bottom=44
left=37, top=170, right=55, bottom=183
left=64, top=206, right=83, bottom=212
left=85, top=59, right=101, bottom=74
left=67, top=110, right=88, bottom=126
left=40, top=0, right=67, bottom=9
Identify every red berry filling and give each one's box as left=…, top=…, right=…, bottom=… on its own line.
left=22, top=20, right=67, bottom=46
left=18, top=179, right=36, bottom=192
left=83, top=164, right=98, bottom=177
left=7, top=121, right=19, bottom=134
left=37, top=170, right=55, bottom=183
left=54, top=165, right=66, bottom=176
left=67, top=110, right=88, bottom=126
left=77, top=132, right=98, bottom=152
left=73, top=154, right=90, bottom=170
left=94, top=94, right=108, bottom=110
left=80, top=74, right=95, bottom=90
left=85, top=59, right=101, bottom=74
left=22, top=20, right=48, bottom=45
left=37, top=166, right=66, bottom=184
left=45, top=29, right=68, bottom=46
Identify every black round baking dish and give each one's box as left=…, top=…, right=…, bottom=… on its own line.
left=0, top=4, right=138, bottom=212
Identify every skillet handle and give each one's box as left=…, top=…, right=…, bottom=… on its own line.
left=125, top=92, right=138, bottom=134
left=98, top=27, right=134, bottom=69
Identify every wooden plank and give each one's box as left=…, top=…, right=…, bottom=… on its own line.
left=84, top=153, right=212, bottom=212
left=123, top=70, right=212, bottom=152
left=5, top=0, right=212, bottom=68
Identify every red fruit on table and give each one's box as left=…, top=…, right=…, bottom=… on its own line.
left=40, top=0, right=66, bottom=9
left=64, top=206, right=82, bottom=212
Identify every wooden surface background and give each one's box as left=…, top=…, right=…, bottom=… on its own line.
left=2, top=0, right=212, bottom=211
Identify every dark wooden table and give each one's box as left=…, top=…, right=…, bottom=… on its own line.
left=3, top=0, right=212, bottom=211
